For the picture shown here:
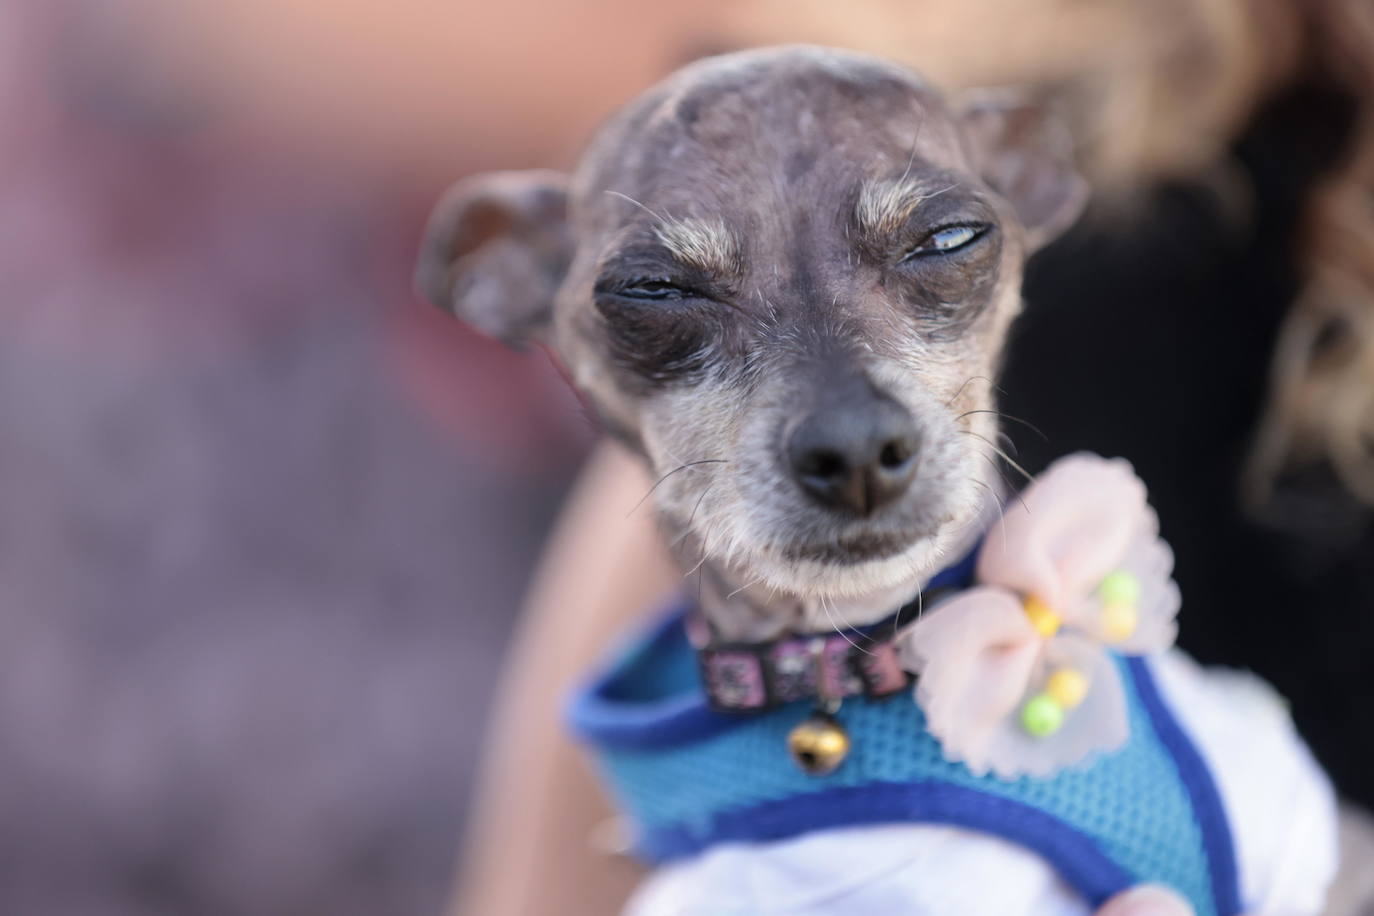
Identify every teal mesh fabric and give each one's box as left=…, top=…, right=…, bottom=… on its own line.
left=568, top=610, right=1240, bottom=916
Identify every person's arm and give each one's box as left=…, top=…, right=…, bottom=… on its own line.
left=448, top=440, right=676, bottom=916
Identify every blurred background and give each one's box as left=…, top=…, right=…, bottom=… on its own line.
left=1, top=1, right=702, bottom=912
left=2, top=1, right=1371, bottom=914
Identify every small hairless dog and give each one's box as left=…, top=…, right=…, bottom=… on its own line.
left=419, top=47, right=1339, bottom=916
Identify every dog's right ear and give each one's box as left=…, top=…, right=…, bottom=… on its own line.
left=958, top=91, right=1087, bottom=252
left=415, top=169, right=571, bottom=347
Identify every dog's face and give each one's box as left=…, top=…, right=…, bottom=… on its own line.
left=419, top=47, right=1084, bottom=606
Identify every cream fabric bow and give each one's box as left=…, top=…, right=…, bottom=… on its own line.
left=896, top=454, right=1180, bottom=779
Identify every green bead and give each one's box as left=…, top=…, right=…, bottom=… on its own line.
left=1098, top=570, right=1142, bottom=606
left=1021, top=694, right=1065, bottom=738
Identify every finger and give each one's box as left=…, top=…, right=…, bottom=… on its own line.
left=1093, top=885, right=1195, bottom=916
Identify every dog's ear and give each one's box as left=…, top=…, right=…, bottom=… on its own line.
left=959, top=91, right=1088, bottom=251
left=415, top=169, right=571, bottom=347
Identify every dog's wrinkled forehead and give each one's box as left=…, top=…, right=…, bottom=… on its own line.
left=572, top=49, right=970, bottom=239
left=416, top=44, right=1084, bottom=358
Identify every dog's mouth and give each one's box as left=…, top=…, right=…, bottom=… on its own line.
left=779, top=525, right=935, bottom=565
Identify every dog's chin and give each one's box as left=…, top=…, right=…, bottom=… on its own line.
left=780, top=528, right=928, bottom=565
left=745, top=528, right=959, bottom=602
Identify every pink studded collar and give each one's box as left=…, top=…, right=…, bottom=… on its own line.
left=690, top=560, right=976, bottom=715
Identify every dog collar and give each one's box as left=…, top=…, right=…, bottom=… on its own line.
left=693, top=546, right=979, bottom=715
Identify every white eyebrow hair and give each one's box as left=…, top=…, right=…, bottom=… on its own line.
left=653, top=217, right=741, bottom=276
left=855, top=177, right=956, bottom=237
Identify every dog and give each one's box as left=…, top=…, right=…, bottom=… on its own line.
left=418, top=46, right=1338, bottom=915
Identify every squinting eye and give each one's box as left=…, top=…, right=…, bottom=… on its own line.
left=904, top=224, right=987, bottom=260
left=931, top=226, right=978, bottom=250
left=617, top=278, right=690, bottom=301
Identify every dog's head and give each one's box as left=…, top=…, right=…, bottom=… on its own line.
left=418, top=46, right=1084, bottom=607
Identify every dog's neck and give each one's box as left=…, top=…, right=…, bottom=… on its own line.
left=668, top=487, right=1003, bottom=643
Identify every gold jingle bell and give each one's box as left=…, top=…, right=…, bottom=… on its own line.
left=788, top=713, right=850, bottom=776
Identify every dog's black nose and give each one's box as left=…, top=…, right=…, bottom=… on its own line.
left=787, top=390, right=921, bottom=516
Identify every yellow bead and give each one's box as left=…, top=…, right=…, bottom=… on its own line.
left=1045, top=668, right=1090, bottom=709
left=1023, top=596, right=1062, bottom=638
left=1101, top=601, right=1139, bottom=642
left=788, top=715, right=850, bottom=776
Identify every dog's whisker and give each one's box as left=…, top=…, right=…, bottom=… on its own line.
left=627, top=459, right=728, bottom=517
left=946, top=374, right=997, bottom=407
left=898, top=107, right=925, bottom=185
left=683, top=552, right=710, bottom=580
left=893, top=581, right=922, bottom=640
left=973, top=468, right=1013, bottom=554
left=969, top=476, right=998, bottom=513
left=972, top=447, right=1029, bottom=521
left=953, top=408, right=1049, bottom=444
left=672, top=483, right=717, bottom=547
left=726, top=575, right=766, bottom=601
left=970, top=476, right=1007, bottom=523
left=961, top=430, right=1033, bottom=485
left=969, top=475, right=1014, bottom=558
left=604, top=189, right=669, bottom=223
left=821, top=594, right=870, bottom=656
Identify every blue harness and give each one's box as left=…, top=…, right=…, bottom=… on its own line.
left=567, top=563, right=1242, bottom=916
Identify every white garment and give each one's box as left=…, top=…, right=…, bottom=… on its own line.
left=626, top=651, right=1338, bottom=916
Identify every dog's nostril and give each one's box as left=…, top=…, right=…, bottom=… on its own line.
left=878, top=441, right=909, bottom=470
left=800, top=449, right=847, bottom=481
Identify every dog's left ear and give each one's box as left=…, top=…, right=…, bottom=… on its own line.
left=415, top=169, right=571, bottom=347
left=959, top=91, right=1088, bottom=251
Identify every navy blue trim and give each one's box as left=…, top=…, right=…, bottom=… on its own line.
left=1128, top=657, right=1242, bottom=916
left=926, top=543, right=980, bottom=592
left=566, top=603, right=736, bottom=749
left=636, top=780, right=1134, bottom=908
left=568, top=543, right=982, bottom=751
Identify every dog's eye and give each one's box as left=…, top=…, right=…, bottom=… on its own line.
left=929, top=226, right=979, bottom=251
left=903, top=224, right=987, bottom=260
left=617, top=278, right=691, bottom=301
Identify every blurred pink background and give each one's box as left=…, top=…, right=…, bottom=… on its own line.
left=0, top=1, right=727, bottom=912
